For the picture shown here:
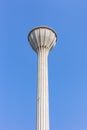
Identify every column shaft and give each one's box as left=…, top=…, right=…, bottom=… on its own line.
left=36, top=48, right=49, bottom=130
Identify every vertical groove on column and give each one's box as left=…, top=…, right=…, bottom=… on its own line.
left=41, top=48, right=43, bottom=130
left=40, top=48, right=42, bottom=130
left=45, top=49, right=47, bottom=130
left=44, top=48, right=45, bottom=130
left=40, top=48, right=41, bottom=130
left=43, top=48, right=44, bottom=130
left=45, top=48, right=46, bottom=130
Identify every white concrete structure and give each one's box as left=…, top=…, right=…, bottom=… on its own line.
left=28, top=26, right=57, bottom=130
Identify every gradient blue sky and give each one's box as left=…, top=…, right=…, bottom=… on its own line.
left=0, top=0, right=87, bottom=130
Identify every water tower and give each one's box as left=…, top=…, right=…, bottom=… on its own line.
left=28, top=26, right=57, bottom=130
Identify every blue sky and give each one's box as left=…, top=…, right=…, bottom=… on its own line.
left=0, top=0, right=87, bottom=130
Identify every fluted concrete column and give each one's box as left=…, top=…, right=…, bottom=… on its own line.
left=37, top=48, right=49, bottom=130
